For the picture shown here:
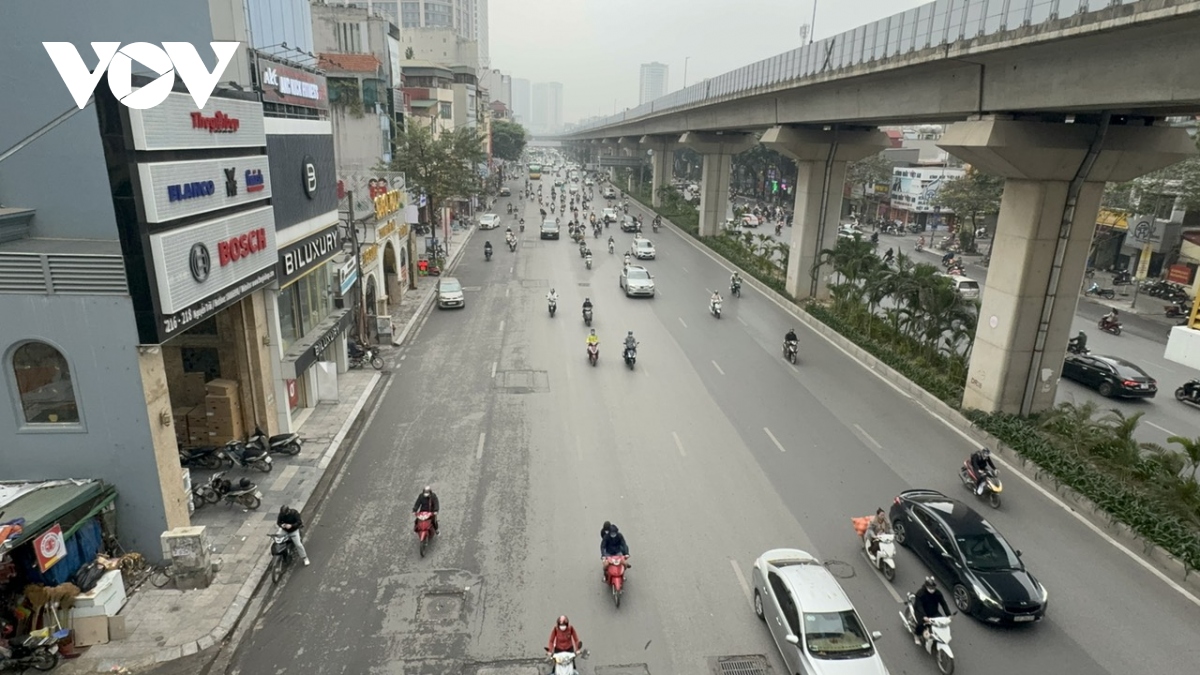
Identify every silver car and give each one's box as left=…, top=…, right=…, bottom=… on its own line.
left=752, top=549, right=888, bottom=675
left=478, top=213, right=501, bottom=230
left=620, top=265, right=656, bottom=297
left=631, top=238, right=655, bottom=260
left=437, top=277, right=465, bottom=309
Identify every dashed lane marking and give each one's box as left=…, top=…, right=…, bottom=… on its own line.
left=738, top=317, right=748, bottom=326
left=730, top=559, right=753, bottom=609
left=764, top=427, right=786, bottom=453
left=853, top=424, right=881, bottom=449
left=712, top=360, right=725, bottom=375
left=499, top=320, right=505, bottom=331
left=678, top=317, right=688, bottom=328
left=476, top=432, right=486, bottom=460
left=1146, top=421, right=1177, bottom=436
left=491, top=362, right=497, bottom=378
left=672, top=431, right=686, bottom=457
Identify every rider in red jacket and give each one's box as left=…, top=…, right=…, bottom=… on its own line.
left=547, top=615, right=582, bottom=655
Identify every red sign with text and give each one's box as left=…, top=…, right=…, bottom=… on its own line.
left=34, top=524, right=67, bottom=572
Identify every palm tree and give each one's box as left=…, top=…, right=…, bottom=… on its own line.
left=1166, top=435, right=1200, bottom=480
left=1096, top=410, right=1149, bottom=469
left=1039, top=401, right=1105, bottom=455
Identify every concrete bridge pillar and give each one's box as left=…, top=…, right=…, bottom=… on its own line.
left=938, top=116, right=1195, bottom=414
left=680, top=132, right=755, bottom=237
left=761, top=126, right=891, bottom=301
left=641, top=135, right=680, bottom=207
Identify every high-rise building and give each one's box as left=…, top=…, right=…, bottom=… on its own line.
left=639, top=62, right=669, bottom=104
left=511, top=77, right=532, bottom=126
left=359, top=0, right=489, bottom=69
left=531, top=82, right=563, bottom=134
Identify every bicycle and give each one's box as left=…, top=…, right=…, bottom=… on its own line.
left=148, top=563, right=178, bottom=589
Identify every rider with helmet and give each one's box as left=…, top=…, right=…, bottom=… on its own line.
left=547, top=615, right=582, bottom=659
left=582, top=297, right=593, bottom=320
left=276, top=504, right=310, bottom=566
left=412, top=485, right=439, bottom=535
left=600, top=523, right=630, bottom=580
left=969, top=448, right=997, bottom=495
left=911, top=577, right=950, bottom=645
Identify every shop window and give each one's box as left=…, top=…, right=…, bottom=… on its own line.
left=440, top=102, right=452, bottom=119
left=181, top=347, right=221, bottom=381
left=9, top=341, right=80, bottom=425
left=278, top=287, right=300, bottom=351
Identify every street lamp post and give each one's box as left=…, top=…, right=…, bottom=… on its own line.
left=810, top=1, right=818, bottom=44
left=683, top=56, right=691, bottom=89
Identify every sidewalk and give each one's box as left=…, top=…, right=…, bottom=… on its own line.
left=58, top=228, right=474, bottom=674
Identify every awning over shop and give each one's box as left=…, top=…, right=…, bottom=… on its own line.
left=0, top=479, right=114, bottom=557
left=279, top=308, right=353, bottom=380
left=1096, top=208, right=1129, bottom=230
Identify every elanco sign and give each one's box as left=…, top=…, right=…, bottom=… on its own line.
left=278, top=225, right=341, bottom=286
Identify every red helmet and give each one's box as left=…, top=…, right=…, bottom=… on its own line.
left=557, top=615, right=569, bottom=628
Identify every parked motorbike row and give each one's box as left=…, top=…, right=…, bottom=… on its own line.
left=179, top=425, right=303, bottom=511
left=1141, top=278, right=1190, bottom=302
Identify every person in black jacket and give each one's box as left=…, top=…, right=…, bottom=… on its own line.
left=911, top=577, right=950, bottom=644
left=277, top=505, right=310, bottom=566
left=599, top=523, right=631, bottom=581
left=969, top=448, right=998, bottom=495
left=413, top=485, right=440, bottom=534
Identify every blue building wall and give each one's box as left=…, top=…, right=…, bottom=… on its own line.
left=247, top=0, right=315, bottom=55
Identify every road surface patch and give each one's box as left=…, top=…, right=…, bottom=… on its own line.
left=708, top=655, right=772, bottom=675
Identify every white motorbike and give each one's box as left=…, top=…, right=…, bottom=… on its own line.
left=900, top=595, right=955, bottom=675
left=585, top=254, right=593, bottom=270
left=546, top=649, right=587, bottom=675
left=710, top=297, right=723, bottom=319
left=863, top=532, right=897, bottom=581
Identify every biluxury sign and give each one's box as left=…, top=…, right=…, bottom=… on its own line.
left=258, top=58, right=328, bottom=110
left=278, top=224, right=341, bottom=286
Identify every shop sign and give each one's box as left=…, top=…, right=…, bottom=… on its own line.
left=259, top=58, right=328, bottom=110
left=374, top=190, right=403, bottom=220
left=338, top=260, right=358, bottom=296
left=285, top=379, right=299, bottom=409
left=1168, top=264, right=1194, bottom=285
left=138, top=156, right=272, bottom=223
left=377, top=220, right=397, bottom=240
left=361, top=243, right=379, bottom=268
left=150, top=205, right=278, bottom=317
left=128, top=91, right=266, bottom=151
left=34, top=524, right=67, bottom=572
left=302, top=155, right=317, bottom=199
left=278, top=224, right=341, bottom=286
left=398, top=223, right=409, bottom=239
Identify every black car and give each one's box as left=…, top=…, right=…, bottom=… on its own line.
left=540, top=219, right=560, bottom=240
left=1061, top=354, right=1157, bottom=398
left=890, top=489, right=1047, bottom=625
left=499, top=186, right=511, bottom=196
left=620, top=217, right=640, bottom=233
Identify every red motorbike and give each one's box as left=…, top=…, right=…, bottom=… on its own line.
left=604, top=555, right=628, bottom=607
left=587, top=343, right=599, bottom=366
left=415, top=511, right=436, bottom=557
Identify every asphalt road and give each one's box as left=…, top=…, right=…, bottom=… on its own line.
left=225, top=172, right=1200, bottom=675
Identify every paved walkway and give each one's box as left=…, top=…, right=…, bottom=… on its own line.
left=59, top=228, right=473, bottom=674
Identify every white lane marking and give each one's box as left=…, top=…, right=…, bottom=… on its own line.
left=712, top=360, right=725, bottom=375
left=738, top=317, right=748, bottom=326
left=925, top=406, right=1200, bottom=610
left=491, top=362, right=497, bottom=378
left=1146, top=421, right=1177, bottom=436
left=853, top=424, right=881, bottom=449
left=678, top=317, right=688, bottom=328
left=861, top=552, right=904, bottom=603
left=399, top=354, right=407, bottom=361
left=509, top=266, right=514, bottom=273
left=764, top=427, right=787, bottom=453
left=499, top=320, right=505, bottom=331
left=730, top=559, right=753, bottom=609
left=506, top=287, right=510, bottom=297
left=672, top=431, right=686, bottom=457
left=681, top=266, right=690, bottom=274
left=475, top=432, right=486, bottom=460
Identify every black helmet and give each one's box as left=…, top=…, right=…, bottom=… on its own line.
left=980, top=447, right=991, bottom=459
left=239, top=477, right=253, bottom=489
left=924, top=576, right=937, bottom=591
left=608, top=524, right=619, bottom=536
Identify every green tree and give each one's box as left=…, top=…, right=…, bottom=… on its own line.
left=386, top=124, right=486, bottom=228
left=490, top=119, right=527, bottom=162
left=845, top=154, right=895, bottom=218
left=405, top=46, right=414, bottom=59
left=933, top=168, right=1004, bottom=233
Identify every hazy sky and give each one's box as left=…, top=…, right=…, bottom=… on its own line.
left=490, top=0, right=928, bottom=122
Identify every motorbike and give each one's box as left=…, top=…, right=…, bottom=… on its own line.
left=1175, top=379, right=1200, bottom=406
left=608, top=241, right=614, bottom=254
left=859, top=529, right=897, bottom=582
left=583, top=307, right=593, bottom=327
left=0, top=632, right=60, bottom=672
left=587, top=343, right=599, bottom=366
left=178, top=444, right=230, bottom=470
left=783, top=340, right=798, bottom=364
left=485, top=247, right=492, bottom=261
left=959, top=461, right=1003, bottom=509
left=221, top=440, right=273, bottom=473
left=623, top=344, right=638, bottom=370
left=268, top=530, right=297, bottom=584
left=730, top=280, right=741, bottom=297
left=900, top=595, right=955, bottom=675
left=1098, top=317, right=1122, bottom=336
left=605, top=554, right=629, bottom=607
left=247, top=425, right=302, bottom=456
left=1165, top=300, right=1190, bottom=318
left=1085, top=282, right=1115, bottom=299
left=1067, top=338, right=1089, bottom=355
left=548, top=298, right=557, bottom=317
left=585, top=254, right=593, bottom=270
left=414, top=510, right=436, bottom=557
left=579, top=244, right=589, bottom=259
left=946, top=265, right=964, bottom=277
left=1112, top=269, right=1132, bottom=286
left=349, top=346, right=385, bottom=370
left=210, top=472, right=262, bottom=509
left=508, top=238, right=517, bottom=252
left=544, top=649, right=587, bottom=675
left=710, top=297, right=723, bottom=319
left=652, top=221, right=659, bottom=233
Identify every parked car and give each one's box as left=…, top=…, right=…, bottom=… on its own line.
left=631, top=238, right=656, bottom=260
left=498, top=186, right=511, bottom=196
left=478, top=213, right=501, bottom=230
left=751, top=548, right=887, bottom=675
left=1061, top=354, right=1157, bottom=398
left=742, top=214, right=760, bottom=228
left=619, top=265, right=656, bottom=297
left=540, top=219, right=560, bottom=240
left=890, top=489, right=1048, bottom=624
left=437, top=277, right=465, bottom=309
left=939, top=273, right=981, bottom=300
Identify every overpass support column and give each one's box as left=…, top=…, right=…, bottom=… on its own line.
left=680, top=132, right=755, bottom=237
left=641, top=135, right=680, bottom=207
left=939, top=116, right=1195, bottom=414
left=761, top=126, right=891, bottom=301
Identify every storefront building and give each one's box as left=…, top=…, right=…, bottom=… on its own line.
left=255, top=52, right=350, bottom=430
left=337, top=174, right=410, bottom=343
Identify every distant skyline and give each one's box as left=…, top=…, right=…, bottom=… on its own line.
left=489, top=0, right=927, bottom=122
left=639, top=62, right=668, bottom=105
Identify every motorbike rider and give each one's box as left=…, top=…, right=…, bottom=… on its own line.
left=582, top=297, right=593, bottom=320
left=730, top=271, right=742, bottom=292
left=484, top=241, right=493, bottom=257
left=710, top=290, right=723, bottom=310
left=911, top=577, right=951, bottom=645
left=276, top=504, right=310, bottom=566
left=413, top=485, right=440, bottom=534
left=623, top=252, right=632, bottom=268
left=600, top=523, right=631, bottom=580
left=623, top=331, right=638, bottom=357
left=347, top=337, right=367, bottom=362
left=607, top=235, right=615, bottom=253
left=917, top=235, right=926, bottom=250
left=970, top=447, right=998, bottom=495
left=546, top=615, right=582, bottom=663
left=883, top=247, right=895, bottom=265
left=1102, top=308, right=1120, bottom=328
left=784, top=328, right=798, bottom=347
left=547, top=288, right=559, bottom=309
left=1068, top=330, right=1088, bottom=354
left=863, top=508, right=891, bottom=557
left=586, top=329, right=599, bottom=349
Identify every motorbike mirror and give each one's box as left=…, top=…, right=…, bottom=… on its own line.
left=785, top=634, right=800, bottom=645
left=1015, top=549, right=1022, bottom=557
left=871, top=631, right=883, bottom=640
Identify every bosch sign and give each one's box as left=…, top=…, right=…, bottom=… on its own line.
left=218, top=228, right=268, bottom=267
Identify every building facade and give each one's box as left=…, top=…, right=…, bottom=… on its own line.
left=531, top=82, right=563, bottom=134
left=354, top=0, right=487, bottom=68
left=639, top=62, right=669, bottom=104
left=887, top=166, right=965, bottom=228
left=511, top=78, right=532, bottom=126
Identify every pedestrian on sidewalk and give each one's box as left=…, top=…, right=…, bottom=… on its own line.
left=277, top=505, right=310, bottom=566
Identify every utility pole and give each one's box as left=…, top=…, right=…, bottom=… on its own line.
left=346, top=190, right=367, bottom=342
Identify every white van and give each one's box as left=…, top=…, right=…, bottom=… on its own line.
left=942, top=274, right=981, bottom=299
